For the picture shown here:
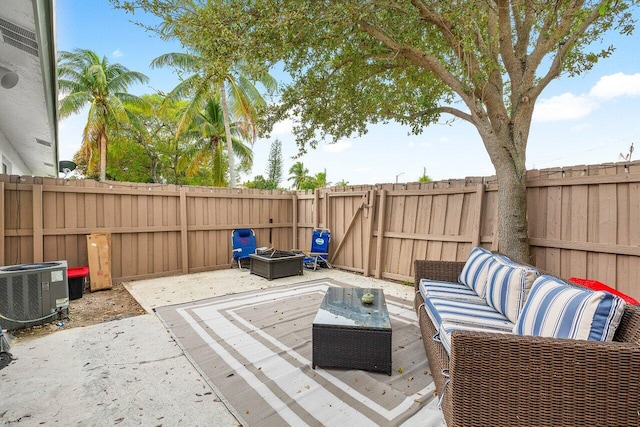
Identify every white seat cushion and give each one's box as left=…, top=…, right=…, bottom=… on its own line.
left=423, top=296, right=513, bottom=333
left=419, top=279, right=485, bottom=302
left=513, top=275, right=626, bottom=341
left=439, top=320, right=513, bottom=355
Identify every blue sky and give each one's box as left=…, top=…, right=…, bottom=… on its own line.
left=57, top=1, right=640, bottom=185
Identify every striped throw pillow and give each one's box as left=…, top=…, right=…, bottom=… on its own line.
left=458, top=247, right=495, bottom=297
left=514, top=275, right=626, bottom=341
left=484, top=257, right=539, bottom=323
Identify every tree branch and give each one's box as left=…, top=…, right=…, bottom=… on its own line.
left=530, top=1, right=606, bottom=99
left=387, top=105, right=474, bottom=123
left=357, top=19, right=473, bottom=109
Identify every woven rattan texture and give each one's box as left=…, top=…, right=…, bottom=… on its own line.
left=312, top=325, right=392, bottom=375
left=414, top=258, right=640, bottom=427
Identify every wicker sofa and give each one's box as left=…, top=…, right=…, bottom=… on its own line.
left=414, top=249, right=640, bottom=427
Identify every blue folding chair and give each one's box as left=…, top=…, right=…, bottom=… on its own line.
left=303, top=228, right=331, bottom=270
left=231, top=228, right=257, bottom=269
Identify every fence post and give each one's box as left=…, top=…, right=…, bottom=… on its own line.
left=324, top=189, right=330, bottom=230
left=491, top=189, right=500, bottom=252
left=472, top=183, right=485, bottom=248
left=363, top=189, right=377, bottom=277
left=375, top=189, right=387, bottom=279
left=32, top=182, right=43, bottom=263
left=180, top=186, right=189, bottom=274
left=292, top=193, right=298, bottom=250
left=314, top=190, right=320, bottom=228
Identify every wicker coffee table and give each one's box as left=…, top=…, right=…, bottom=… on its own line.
left=312, top=287, right=392, bottom=375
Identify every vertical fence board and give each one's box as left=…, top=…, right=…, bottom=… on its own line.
left=427, top=194, right=446, bottom=260
left=442, top=193, right=463, bottom=260
left=375, top=190, right=387, bottom=279
left=544, top=185, right=562, bottom=274
left=179, top=188, right=188, bottom=273
left=598, top=183, right=618, bottom=285
left=121, top=194, right=133, bottom=277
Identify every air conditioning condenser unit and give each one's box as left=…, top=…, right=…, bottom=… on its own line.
left=0, top=261, right=69, bottom=331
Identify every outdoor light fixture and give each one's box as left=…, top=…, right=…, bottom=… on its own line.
left=0, top=66, right=19, bottom=89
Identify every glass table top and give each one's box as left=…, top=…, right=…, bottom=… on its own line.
left=313, top=287, right=391, bottom=330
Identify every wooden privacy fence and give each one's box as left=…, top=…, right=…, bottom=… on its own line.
left=295, top=161, right=640, bottom=300
left=2, top=160, right=640, bottom=299
left=0, top=177, right=294, bottom=282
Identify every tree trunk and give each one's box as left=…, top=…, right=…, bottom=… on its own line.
left=220, top=82, right=235, bottom=188
left=477, top=98, right=532, bottom=264
left=99, top=132, right=107, bottom=182
left=493, top=158, right=530, bottom=263
left=481, top=130, right=531, bottom=263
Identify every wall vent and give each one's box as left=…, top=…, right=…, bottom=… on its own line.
left=35, top=138, right=52, bottom=147
left=0, top=17, right=38, bottom=57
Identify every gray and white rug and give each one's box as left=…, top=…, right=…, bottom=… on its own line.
left=155, top=279, right=444, bottom=426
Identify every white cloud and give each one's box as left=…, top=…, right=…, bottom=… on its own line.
left=322, top=140, right=352, bottom=153
left=112, top=49, right=123, bottom=58
left=356, top=167, right=371, bottom=173
left=589, top=72, right=640, bottom=100
left=569, top=123, right=591, bottom=132
left=533, top=93, right=598, bottom=122
left=409, top=140, right=432, bottom=148
left=271, top=119, right=294, bottom=135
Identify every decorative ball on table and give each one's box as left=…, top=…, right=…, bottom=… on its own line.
left=361, top=292, right=375, bottom=304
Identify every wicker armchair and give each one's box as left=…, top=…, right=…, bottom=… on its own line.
left=414, top=259, right=640, bottom=427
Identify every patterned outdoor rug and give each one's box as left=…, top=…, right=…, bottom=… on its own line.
left=154, top=279, right=444, bottom=426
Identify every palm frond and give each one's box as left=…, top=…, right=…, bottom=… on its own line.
left=151, top=52, right=201, bottom=70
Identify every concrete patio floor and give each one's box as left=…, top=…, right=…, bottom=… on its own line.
left=0, top=268, right=435, bottom=426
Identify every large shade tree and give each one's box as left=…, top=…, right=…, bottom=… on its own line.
left=150, top=52, right=276, bottom=187
left=58, top=48, right=149, bottom=181
left=117, top=0, right=636, bottom=263
left=109, top=94, right=189, bottom=183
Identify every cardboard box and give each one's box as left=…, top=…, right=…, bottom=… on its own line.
left=86, top=233, right=112, bottom=291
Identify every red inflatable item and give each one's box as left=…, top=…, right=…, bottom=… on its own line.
left=569, top=277, right=639, bottom=305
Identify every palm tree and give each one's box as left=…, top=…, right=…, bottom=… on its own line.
left=288, top=161, right=309, bottom=190
left=150, top=52, right=276, bottom=187
left=314, top=170, right=330, bottom=188
left=58, top=49, right=149, bottom=181
left=180, top=98, right=253, bottom=186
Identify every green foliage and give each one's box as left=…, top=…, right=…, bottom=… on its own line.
left=336, top=179, right=349, bottom=187
left=286, top=161, right=331, bottom=190
left=180, top=98, right=254, bottom=187
left=418, top=172, right=432, bottom=182
left=113, top=0, right=636, bottom=152
left=298, top=171, right=330, bottom=191
left=105, top=93, right=193, bottom=184
left=112, top=0, right=636, bottom=259
left=106, top=135, right=153, bottom=182
left=58, top=48, right=149, bottom=181
left=149, top=49, right=276, bottom=187
left=287, top=161, right=309, bottom=190
left=265, top=139, right=283, bottom=187
left=244, top=174, right=278, bottom=189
